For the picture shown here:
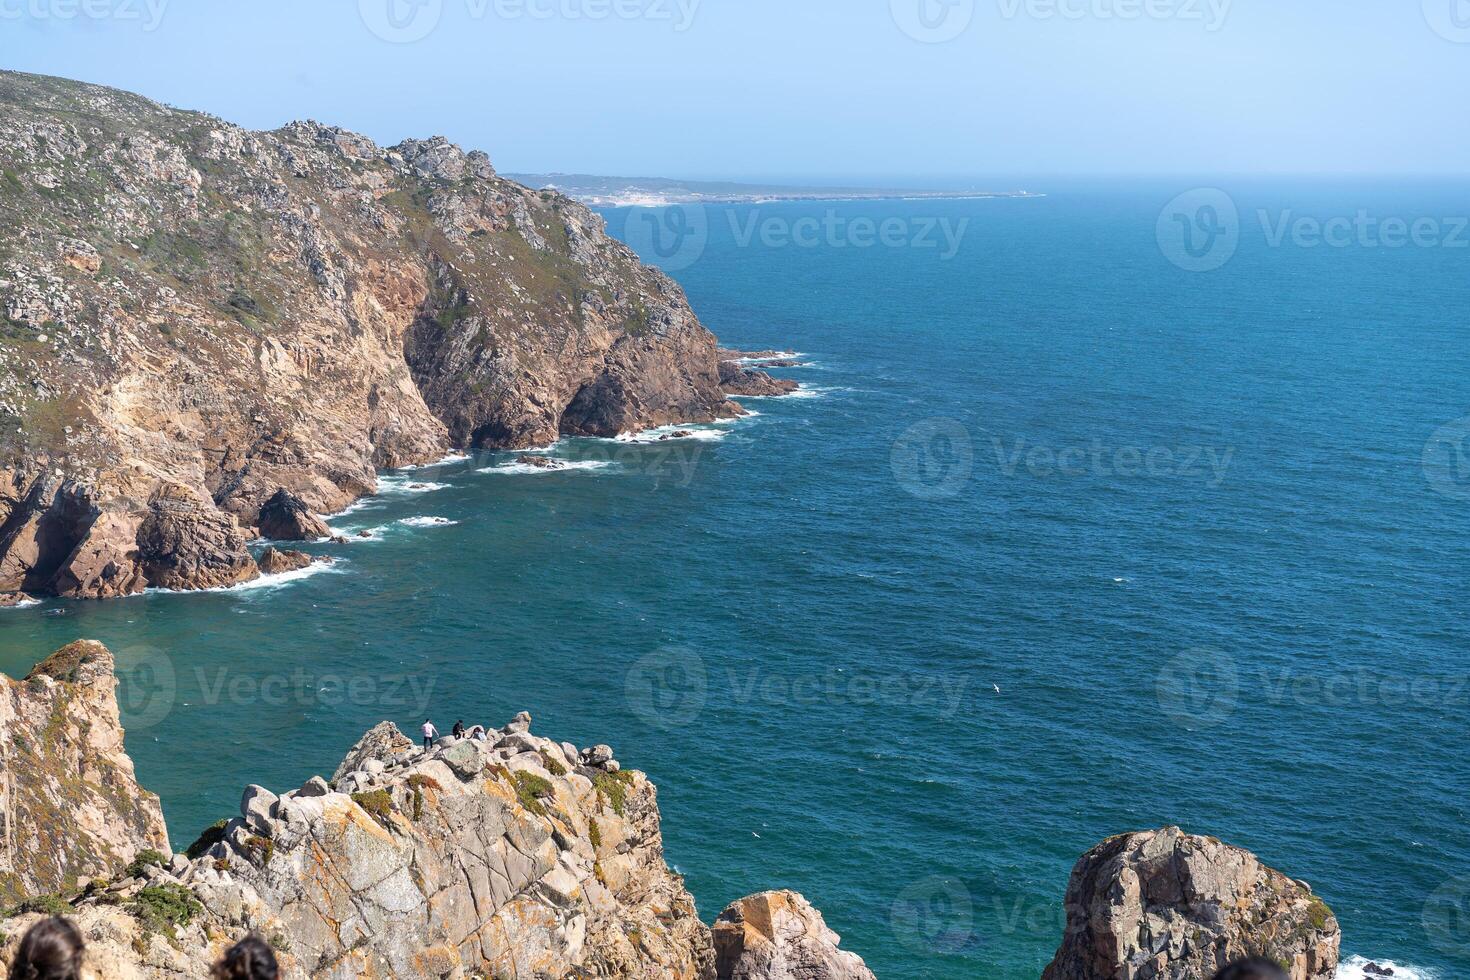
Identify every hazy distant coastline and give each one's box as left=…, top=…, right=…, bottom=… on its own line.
left=507, top=172, right=1043, bottom=207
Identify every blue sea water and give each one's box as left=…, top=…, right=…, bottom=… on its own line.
left=2, top=181, right=1468, bottom=979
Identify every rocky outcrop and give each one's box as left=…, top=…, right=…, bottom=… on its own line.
left=0, top=641, right=170, bottom=905
left=718, top=360, right=800, bottom=398
left=1042, top=826, right=1340, bottom=980
left=254, top=547, right=319, bottom=575
left=713, top=891, right=875, bottom=980
left=256, top=489, right=332, bottom=542
left=330, top=720, right=414, bottom=784
left=0, top=70, right=754, bottom=599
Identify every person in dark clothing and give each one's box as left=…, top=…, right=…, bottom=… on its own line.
left=211, top=935, right=280, bottom=980
left=1210, top=958, right=1289, bottom=980
left=452, top=720, right=466, bottom=738
left=7, top=917, right=84, bottom=980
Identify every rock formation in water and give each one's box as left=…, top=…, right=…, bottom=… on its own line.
left=1042, top=826, right=1340, bottom=980
left=713, top=891, right=876, bottom=980
left=0, top=641, right=170, bottom=906
left=0, top=70, right=795, bottom=602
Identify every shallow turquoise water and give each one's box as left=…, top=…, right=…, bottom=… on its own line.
left=2, top=182, right=1468, bottom=979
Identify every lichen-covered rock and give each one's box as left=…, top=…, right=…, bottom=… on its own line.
left=713, top=890, right=875, bottom=980
left=0, top=69, right=758, bottom=600
left=0, top=641, right=170, bottom=905
left=1042, top=826, right=1340, bottom=980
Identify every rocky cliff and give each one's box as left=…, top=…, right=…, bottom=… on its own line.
left=0, top=640, right=170, bottom=906
left=0, top=642, right=870, bottom=980
left=1042, top=826, right=1340, bottom=980
left=0, top=71, right=783, bottom=601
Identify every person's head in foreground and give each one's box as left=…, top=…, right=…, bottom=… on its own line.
left=7, top=917, right=83, bottom=980
left=1211, top=958, right=1290, bottom=980
left=211, top=935, right=280, bottom=980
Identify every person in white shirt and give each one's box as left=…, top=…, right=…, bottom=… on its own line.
left=421, top=719, right=438, bottom=749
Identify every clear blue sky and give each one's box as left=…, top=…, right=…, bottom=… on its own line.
left=2, top=0, right=1466, bottom=180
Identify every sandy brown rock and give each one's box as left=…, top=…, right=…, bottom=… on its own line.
left=0, top=641, right=170, bottom=905
left=0, top=70, right=750, bottom=599
left=713, top=890, right=875, bottom=980
left=1042, top=826, right=1340, bottom=980
left=255, top=547, right=317, bottom=575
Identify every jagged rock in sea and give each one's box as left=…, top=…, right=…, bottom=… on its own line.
left=1042, top=826, right=1341, bottom=980
left=256, top=489, right=332, bottom=542
left=254, top=546, right=318, bottom=575
left=712, top=890, right=876, bottom=980
left=516, top=454, right=565, bottom=469
left=331, top=719, right=415, bottom=784
left=718, top=359, right=800, bottom=398
left=0, top=70, right=788, bottom=601
left=0, top=641, right=170, bottom=905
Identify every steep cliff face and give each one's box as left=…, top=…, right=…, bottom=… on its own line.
left=0, top=71, right=749, bottom=601
left=0, top=640, right=169, bottom=905
left=1042, top=826, right=1341, bottom=980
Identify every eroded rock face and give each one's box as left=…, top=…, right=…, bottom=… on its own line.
left=0, top=641, right=170, bottom=905
left=719, top=360, right=800, bottom=398
left=713, top=890, right=876, bottom=980
left=1042, top=826, right=1340, bottom=980
left=256, top=489, right=332, bottom=542
left=0, top=69, right=747, bottom=599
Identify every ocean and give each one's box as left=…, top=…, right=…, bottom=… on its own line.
left=2, top=181, right=1467, bottom=979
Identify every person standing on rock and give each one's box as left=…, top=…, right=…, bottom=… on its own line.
left=452, top=720, right=465, bottom=739
left=421, top=718, right=438, bottom=749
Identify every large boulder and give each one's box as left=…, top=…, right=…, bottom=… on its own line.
left=1042, top=826, right=1340, bottom=980
left=713, top=890, right=875, bottom=980
left=331, top=720, right=415, bottom=784
left=256, top=489, right=332, bottom=541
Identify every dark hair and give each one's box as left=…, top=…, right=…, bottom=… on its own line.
left=211, top=935, right=279, bottom=980
left=1211, top=958, right=1290, bottom=980
left=8, top=917, right=83, bottom=980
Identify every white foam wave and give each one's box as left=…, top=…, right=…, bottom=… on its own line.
left=145, top=559, right=343, bottom=597
left=732, top=351, right=803, bottom=365
left=478, top=460, right=614, bottom=475
left=615, top=424, right=728, bottom=444
left=0, top=598, right=41, bottom=611
left=377, top=477, right=450, bottom=495
left=398, top=516, right=459, bottom=528
left=1337, top=956, right=1438, bottom=980
left=396, top=453, right=471, bottom=470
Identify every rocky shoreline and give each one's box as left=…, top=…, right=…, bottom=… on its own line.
left=0, top=641, right=1342, bottom=979
left=0, top=71, right=802, bottom=604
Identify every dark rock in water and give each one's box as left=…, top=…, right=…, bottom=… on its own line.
left=516, top=455, right=564, bottom=470
left=356, top=530, right=373, bottom=538
left=719, top=360, right=800, bottom=398
left=331, top=535, right=350, bottom=544
left=1363, top=964, right=1393, bottom=977
left=257, top=489, right=332, bottom=541
left=660, top=431, right=695, bottom=441
left=256, top=547, right=315, bottom=575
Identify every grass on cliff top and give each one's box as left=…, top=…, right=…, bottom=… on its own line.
left=593, top=770, right=636, bottom=817
left=510, top=770, right=554, bottom=817
left=129, top=884, right=202, bottom=940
